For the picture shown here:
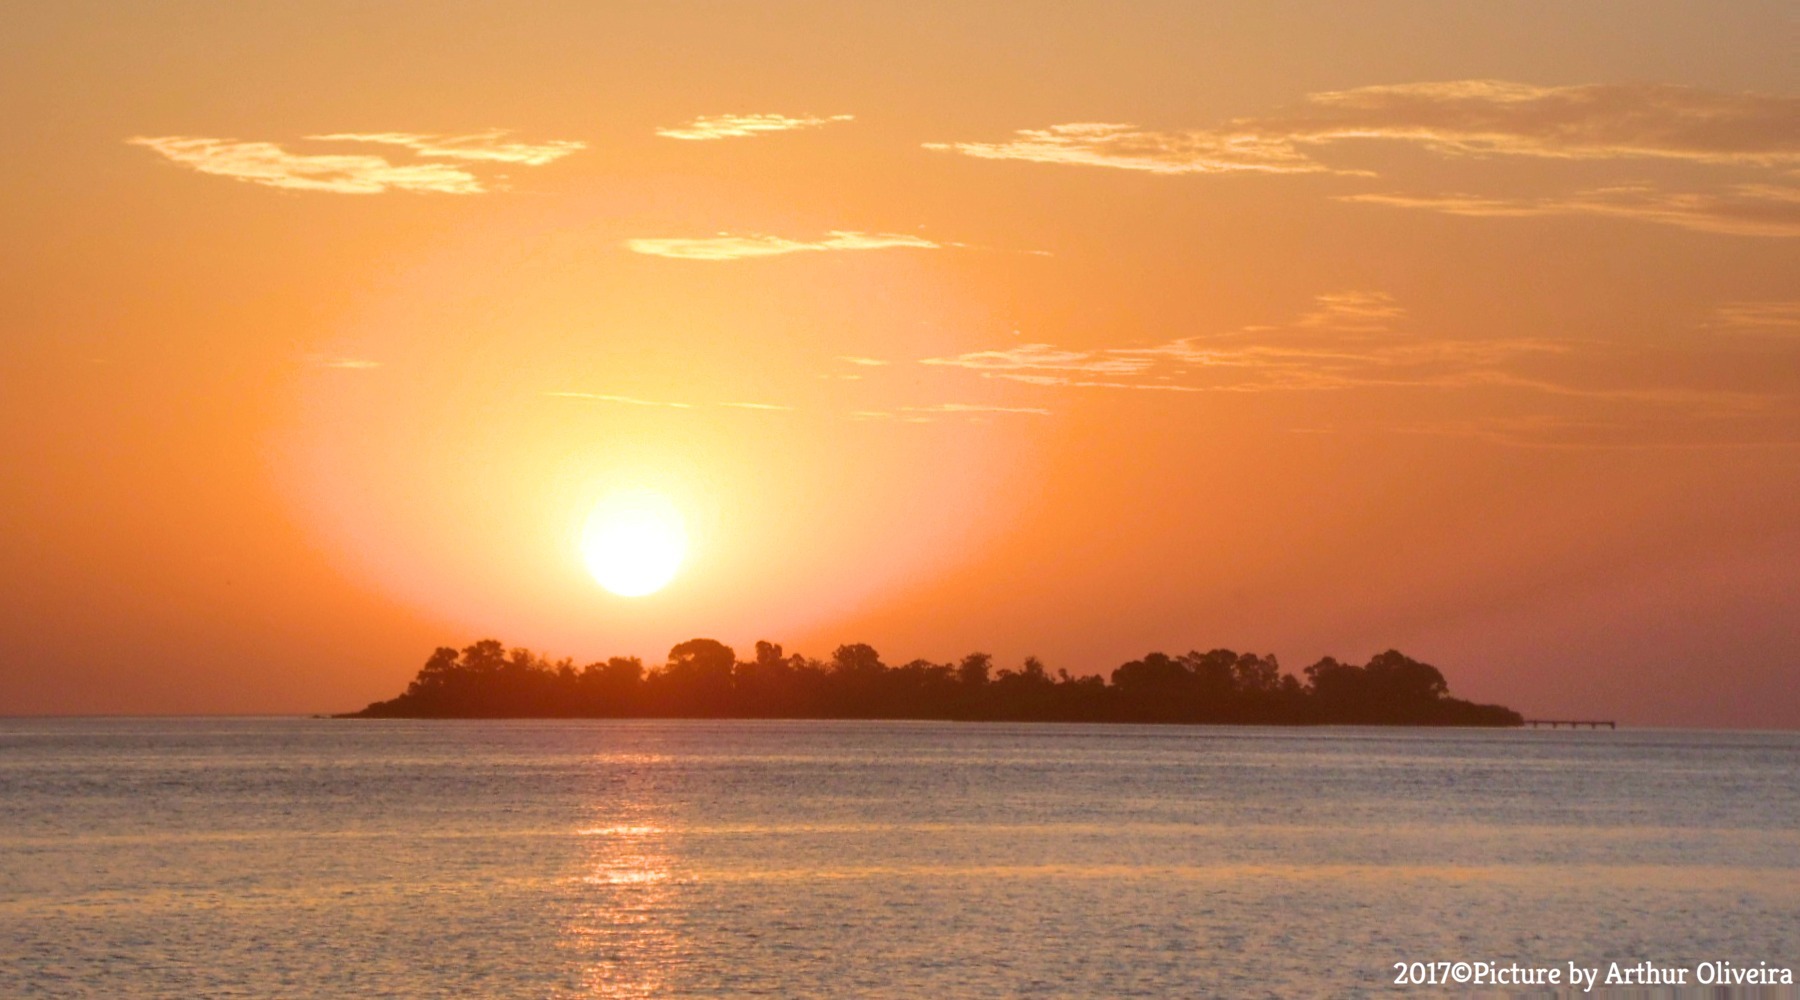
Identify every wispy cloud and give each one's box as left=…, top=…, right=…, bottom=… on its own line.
left=1293, top=290, right=1408, bottom=332
left=545, top=391, right=694, bottom=409
left=1370, top=406, right=1800, bottom=450
left=1278, top=81, right=1800, bottom=167
left=626, top=231, right=938, bottom=261
left=306, top=355, right=382, bottom=370
left=988, top=374, right=1211, bottom=392
left=850, top=410, right=936, bottom=423
left=1375, top=415, right=1698, bottom=450
left=1341, top=184, right=1800, bottom=237
left=927, top=82, right=1800, bottom=176
left=837, top=356, right=891, bottom=366
left=656, top=113, right=855, bottom=141
left=129, top=136, right=485, bottom=194
left=899, top=403, right=1052, bottom=416
left=1114, top=337, right=1569, bottom=376
left=1709, top=300, right=1800, bottom=333
left=306, top=130, right=585, bottom=165
left=129, top=130, right=582, bottom=194
left=924, top=122, right=1337, bottom=175
left=920, top=343, right=1152, bottom=375
left=923, top=83, right=1798, bottom=239
left=912, top=291, right=1799, bottom=446
left=918, top=291, right=1761, bottom=405
left=546, top=391, right=793, bottom=412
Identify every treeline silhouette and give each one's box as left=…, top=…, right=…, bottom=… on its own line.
left=346, top=639, right=1522, bottom=726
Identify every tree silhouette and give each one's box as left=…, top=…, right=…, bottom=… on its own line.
left=347, top=638, right=1522, bottom=726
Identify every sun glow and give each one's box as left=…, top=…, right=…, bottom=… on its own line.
left=580, top=490, right=687, bottom=597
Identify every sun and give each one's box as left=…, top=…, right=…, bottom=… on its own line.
left=580, top=490, right=687, bottom=597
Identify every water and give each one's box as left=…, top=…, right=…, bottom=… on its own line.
left=2, top=720, right=1796, bottom=998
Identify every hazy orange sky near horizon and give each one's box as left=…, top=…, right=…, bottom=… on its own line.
left=2, top=1, right=1796, bottom=724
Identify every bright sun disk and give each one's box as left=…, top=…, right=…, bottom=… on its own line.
left=581, top=490, right=687, bottom=597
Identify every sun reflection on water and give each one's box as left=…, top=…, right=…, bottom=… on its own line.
left=559, top=816, right=685, bottom=997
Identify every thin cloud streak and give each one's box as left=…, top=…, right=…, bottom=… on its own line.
left=900, top=403, right=1052, bottom=416
left=626, top=231, right=939, bottom=260
left=1341, top=184, right=1800, bottom=237
left=849, top=410, right=936, bottom=423
left=1376, top=414, right=1800, bottom=451
left=920, top=343, right=1151, bottom=375
left=1710, top=301, right=1800, bottom=332
left=924, top=122, right=1338, bottom=175
left=1293, top=291, right=1408, bottom=331
left=1111, top=294, right=1570, bottom=373
left=307, top=130, right=585, bottom=165
left=657, top=113, right=854, bottom=140
left=1114, top=338, right=1569, bottom=372
left=547, top=392, right=793, bottom=412
left=545, top=391, right=694, bottom=409
left=987, top=374, right=1210, bottom=392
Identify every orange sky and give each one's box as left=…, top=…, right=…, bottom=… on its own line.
left=2, top=2, right=1796, bottom=725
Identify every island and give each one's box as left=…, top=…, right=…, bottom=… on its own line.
left=343, top=639, right=1523, bottom=725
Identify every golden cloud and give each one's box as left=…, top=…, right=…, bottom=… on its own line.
left=923, top=122, right=1335, bottom=175
left=919, top=343, right=1153, bottom=375
left=626, top=231, right=939, bottom=260
left=129, top=130, right=583, bottom=194
left=306, top=130, right=585, bottom=165
left=128, top=136, right=486, bottom=194
left=656, top=113, right=855, bottom=141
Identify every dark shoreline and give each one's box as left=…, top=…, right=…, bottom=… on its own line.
left=336, top=714, right=1524, bottom=727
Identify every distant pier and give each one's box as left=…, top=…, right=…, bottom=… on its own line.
left=1524, top=719, right=1616, bottom=730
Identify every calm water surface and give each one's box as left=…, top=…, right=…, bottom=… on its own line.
left=2, top=720, right=1796, bottom=998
